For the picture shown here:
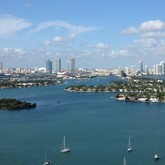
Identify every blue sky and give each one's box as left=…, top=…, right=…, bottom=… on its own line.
left=0, top=0, right=165, bottom=69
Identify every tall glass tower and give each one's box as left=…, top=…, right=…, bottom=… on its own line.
left=46, top=59, right=52, bottom=73
left=70, top=57, right=75, bottom=73
left=139, top=61, right=143, bottom=73
left=55, top=58, right=61, bottom=73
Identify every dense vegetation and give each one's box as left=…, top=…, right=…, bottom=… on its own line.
left=65, top=78, right=165, bottom=102
left=0, top=79, right=63, bottom=89
left=0, top=98, right=36, bottom=110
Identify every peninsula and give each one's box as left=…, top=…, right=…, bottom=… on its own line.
left=0, top=98, right=36, bottom=110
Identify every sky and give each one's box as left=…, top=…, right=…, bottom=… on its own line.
left=0, top=0, right=165, bottom=69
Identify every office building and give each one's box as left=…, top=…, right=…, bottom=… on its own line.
left=139, top=61, right=143, bottom=73
left=70, top=57, right=76, bottom=73
left=46, top=59, right=52, bottom=74
left=155, top=64, right=162, bottom=75
left=54, top=58, right=61, bottom=73
left=144, top=65, right=149, bottom=75
left=0, top=62, right=3, bottom=72
left=160, top=61, right=165, bottom=75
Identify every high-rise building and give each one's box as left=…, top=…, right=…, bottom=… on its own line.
left=144, top=65, right=149, bottom=75
left=160, top=61, right=165, bottom=75
left=155, top=64, right=162, bottom=75
left=67, top=61, right=70, bottom=72
left=54, top=58, right=61, bottom=73
left=46, top=59, right=52, bottom=73
left=70, top=57, right=76, bottom=73
left=139, top=61, right=143, bottom=73
left=125, top=67, right=130, bottom=75
left=0, top=62, right=3, bottom=71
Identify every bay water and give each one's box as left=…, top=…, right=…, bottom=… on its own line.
left=0, top=76, right=165, bottom=165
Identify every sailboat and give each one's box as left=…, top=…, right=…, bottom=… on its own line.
left=154, top=146, right=160, bottom=160
left=43, top=154, right=53, bottom=165
left=127, top=136, right=133, bottom=152
left=123, top=157, right=126, bottom=165
left=154, top=153, right=160, bottom=160
left=60, top=135, right=71, bottom=153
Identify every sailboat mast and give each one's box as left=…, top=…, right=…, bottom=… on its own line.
left=123, top=157, right=126, bottom=165
left=64, top=136, right=66, bottom=149
left=128, top=136, right=130, bottom=147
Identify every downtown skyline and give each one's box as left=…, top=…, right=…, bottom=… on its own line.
left=0, top=0, right=165, bottom=69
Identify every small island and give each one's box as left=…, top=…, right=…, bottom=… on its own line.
left=0, top=98, right=37, bottom=110
left=65, top=77, right=165, bottom=103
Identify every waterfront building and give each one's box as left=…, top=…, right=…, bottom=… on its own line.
left=125, top=67, right=130, bottom=76
left=46, top=59, right=52, bottom=74
left=155, top=64, right=162, bottom=75
left=54, top=58, right=61, bottom=73
left=67, top=61, right=70, bottom=72
left=160, top=61, right=165, bottom=75
left=70, top=57, right=76, bottom=73
left=139, top=61, right=143, bottom=73
left=144, top=65, right=149, bottom=75
left=0, top=62, right=3, bottom=73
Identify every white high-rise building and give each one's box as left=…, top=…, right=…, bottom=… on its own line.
left=125, top=67, right=130, bottom=75
left=155, top=64, right=162, bottom=75
left=144, top=65, right=149, bottom=75
left=160, top=61, right=165, bottom=75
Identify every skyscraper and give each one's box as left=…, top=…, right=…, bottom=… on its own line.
left=46, top=59, right=52, bottom=73
left=155, top=64, right=162, bottom=75
left=160, top=61, right=165, bottom=75
left=70, top=57, right=76, bottom=73
left=139, top=61, right=143, bottom=73
left=0, top=62, right=3, bottom=71
left=144, top=65, right=149, bottom=75
left=54, top=58, right=61, bottom=73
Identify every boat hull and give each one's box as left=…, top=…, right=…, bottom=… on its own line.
left=61, top=148, right=70, bottom=153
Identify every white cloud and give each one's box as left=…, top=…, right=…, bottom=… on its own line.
left=110, top=50, right=131, bottom=57
left=134, top=38, right=157, bottom=47
left=53, top=36, right=64, bottom=42
left=121, top=26, right=138, bottom=34
left=43, top=40, right=52, bottom=47
left=139, top=20, right=165, bottom=32
left=0, top=15, right=32, bottom=37
left=30, top=20, right=97, bottom=34
left=141, top=32, right=165, bottom=38
left=0, top=48, right=24, bottom=57
left=121, top=20, right=165, bottom=36
left=69, top=33, right=77, bottom=41
left=96, top=43, right=108, bottom=49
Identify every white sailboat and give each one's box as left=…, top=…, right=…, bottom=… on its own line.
left=123, top=157, right=126, bottom=165
left=127, top=136, right=133, bottom=152
left=60, top=135, right=70, bottom=153
left=43, top=154, right=52, bottom=165
left=154, top=153, right=160, bottom=160
left=154, top=146, right=160, bottom=160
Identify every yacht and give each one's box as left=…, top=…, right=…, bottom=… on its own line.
left=127, top=136, right=133, bottom=152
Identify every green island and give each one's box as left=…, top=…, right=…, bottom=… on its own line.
left=65, top=77, right=165, bottom=103
left=0, top=98, right=37, bottom=110
left=0, top=79, right=63, bottom=89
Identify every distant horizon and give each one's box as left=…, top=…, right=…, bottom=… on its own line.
left=1, top=59, right=164, bottom=71
left=0, top=0, right=165, bottom=68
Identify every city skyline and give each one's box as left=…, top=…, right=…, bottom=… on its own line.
left=0, top=0, right=165, bottom=69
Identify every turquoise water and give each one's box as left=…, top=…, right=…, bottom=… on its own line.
left=0, top=76, right=165, bottom=165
